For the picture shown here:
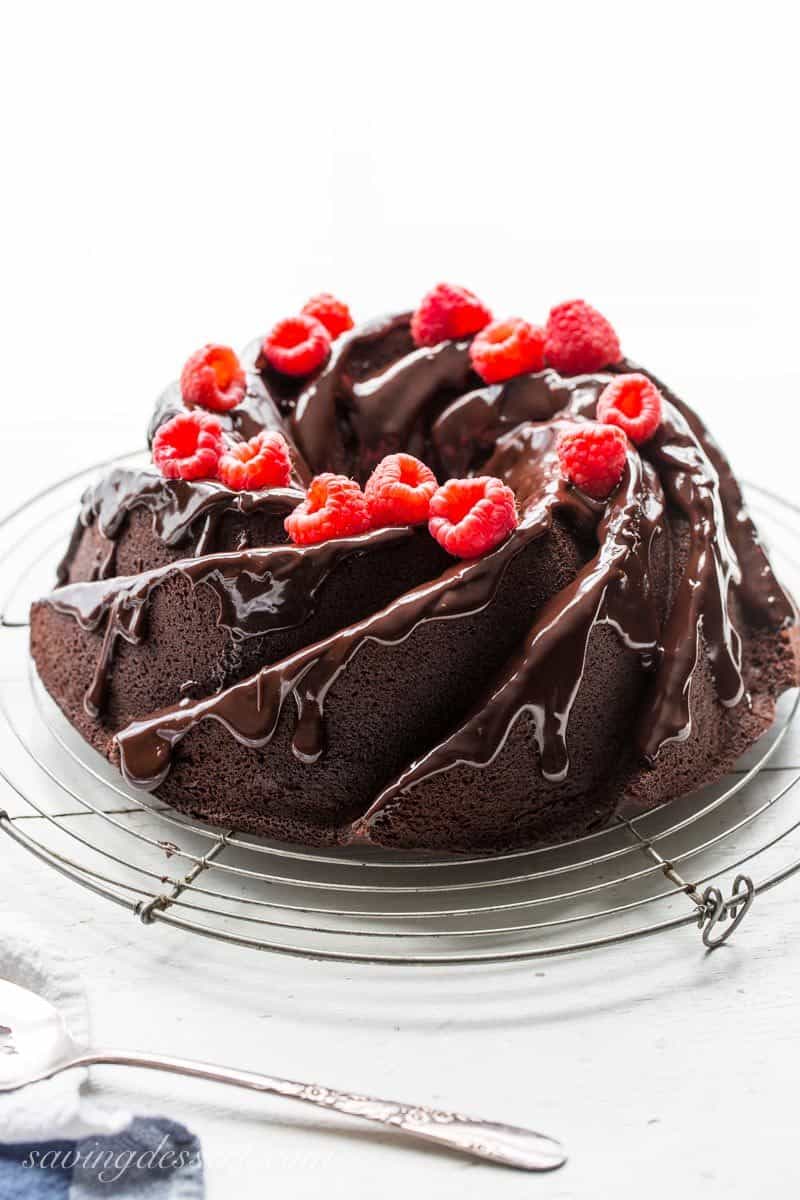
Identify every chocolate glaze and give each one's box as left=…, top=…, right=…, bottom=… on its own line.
left=243, top=335, right=327, bottom=420
left=637, top=403, right=743, bottom=757
left=366, top=395, right=788, bottom=814
left=48, top=526, right=412, bottom=717
left=292, top=312, right=410, bottom=473
left=360, top=449, right=664, bottom=823
left=432, top=370, right=611, bottom=478
left=56, top=467, right=304, bottom=586
left=290, top=312, right=475, bottom=478
left=116, top=394, right=794, bottom=805
left=113, top=427, right=593, bottom=786
left=620, top=359, right=796, bottom=629
left=361, top=394, right=796, bottom=822
left=39, top=313, right=797, bottom=830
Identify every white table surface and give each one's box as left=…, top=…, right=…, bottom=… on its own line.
left=3, top=791, right=800, bottom=1199
left=3, top=3, right=800, bottom=1193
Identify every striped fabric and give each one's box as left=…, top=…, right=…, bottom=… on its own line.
left=0, top=1116, right=203, bottom=1199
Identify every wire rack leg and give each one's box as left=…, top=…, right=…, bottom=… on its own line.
left=134, top=831, right=234, bottom=925
left=619, top=818, right=755, bottom=948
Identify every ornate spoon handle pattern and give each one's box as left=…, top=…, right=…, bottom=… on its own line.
left=11, top=1049, right=566, bottom=1172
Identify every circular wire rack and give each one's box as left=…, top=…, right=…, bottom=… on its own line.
left=1, top=452, right=799, bottom=965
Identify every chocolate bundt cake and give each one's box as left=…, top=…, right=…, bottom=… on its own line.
left=30, top=288, right=799, bottom=853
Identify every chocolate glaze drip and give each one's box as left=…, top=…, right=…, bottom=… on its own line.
left=620, top=359, right=796, bottom=630
left=637, top=403, right=744, bottom=757
left=56, top=467, right=303, bottom=585
left=48, top=526, right=411, bottom=718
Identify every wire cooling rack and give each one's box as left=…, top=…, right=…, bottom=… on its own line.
left=1, top=453, right=799, bottom=965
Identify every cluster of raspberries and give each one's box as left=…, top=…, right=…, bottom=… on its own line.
left=154, top=283, right=666, bottom=555
left=410, top=283, right=622, bottom=381
left=156, top=292, right=357, bottom=492
left=260, top=293, right=354, bottom=377
left=153, top=412, right=294, bottom=493
left=285, top=456, right=518, bottom=558
left=556, top=373, right=665, bottom=500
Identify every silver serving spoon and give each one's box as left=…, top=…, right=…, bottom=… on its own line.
left=0, top=978, right=565, bottom=1172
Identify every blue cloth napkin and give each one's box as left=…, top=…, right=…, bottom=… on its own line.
left=0, top=917, right=204, bottom=1198
left=0, top=1113, right=200, bottom=1200
left=0, top=1117, right=203, bottom=1198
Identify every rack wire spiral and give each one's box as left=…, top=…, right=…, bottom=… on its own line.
left=1, top=453, right=799, bottom=964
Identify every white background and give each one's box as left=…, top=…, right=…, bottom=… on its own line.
left=2, top=3, right=799, bottom=1198
left=1, top=1, right=798, bottom=498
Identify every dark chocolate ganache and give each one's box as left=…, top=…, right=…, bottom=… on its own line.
left=56, top=467, right=304, bottom=586
left=40, top=314, right=797, bottom=819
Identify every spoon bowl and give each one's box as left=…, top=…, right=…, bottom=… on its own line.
left=0, top=979, right=76, bottom=1086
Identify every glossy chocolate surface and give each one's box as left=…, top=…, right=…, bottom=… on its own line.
left=40, top=316, right=798, bottom=816
left=56, top=466, right=304, bottom=585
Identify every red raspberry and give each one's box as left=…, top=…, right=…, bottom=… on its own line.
left=179, top=344, right=246, bottom=412
left=410, top=282, right=492, bottom=348
left=262, top=315, right=331, bottom=377
left=218, top=431, right=293, bottom=491
left=469, top=317, right=546, bottom=384
left=365, top=454, right=438, bottom=527
left=556, top=422, right=628, bottom=500
left=152, top=411, right=225, bottom=482
left=596, top=373, right=663, bottom=445
left=301, top=293, right=354, bottom=340
left=284, top=473, right=372, bottom=545
left=545, top=300, right=622, bottom=375
left=428, top=476, right=518, bottom=558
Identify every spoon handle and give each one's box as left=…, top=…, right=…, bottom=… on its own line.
left=62, top=1050, right=565, bottom=1172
